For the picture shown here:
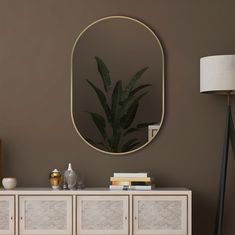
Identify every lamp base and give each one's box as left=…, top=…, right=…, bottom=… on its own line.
left=215, top=104, right=235, bottom=235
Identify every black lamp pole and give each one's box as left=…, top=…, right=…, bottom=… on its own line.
left=215, top=93, right=235, bottom=235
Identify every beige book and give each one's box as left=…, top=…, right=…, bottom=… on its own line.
left=112, top=181, right=132, bottom=186
left=110, top=177, right=151, bottom=182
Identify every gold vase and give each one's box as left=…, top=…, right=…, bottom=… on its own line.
left=49, top=169, right=61, bottom=190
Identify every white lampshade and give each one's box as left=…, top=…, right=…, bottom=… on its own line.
left=200, top=55, right=235, bottom=94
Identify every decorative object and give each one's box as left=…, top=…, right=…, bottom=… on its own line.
left=49, top=169, right=61, bottom=190
left=200, top=54, right=235, bottom=235
left=2, top=177, right=17, bottom=190
left=63, top=163, right=77, bottom=190
left=77, top=175, right=85, bottom=190
left=148, top=125, right=160, bottom=141
left=71, top=16, right=164, bottom=155
left=85, top=57, right=155, bottom=153
left=109, top=172, right=153, bottom=190
left=0, top=188, right=192, bottom=235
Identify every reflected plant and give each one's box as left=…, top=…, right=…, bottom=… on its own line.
left=86, top=56, right=154, bottom=152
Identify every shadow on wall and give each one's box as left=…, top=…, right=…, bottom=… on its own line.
left=193, top=191, right=217, bottom=235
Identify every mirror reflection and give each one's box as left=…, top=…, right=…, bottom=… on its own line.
left=72, top=16, right=164, bottom=154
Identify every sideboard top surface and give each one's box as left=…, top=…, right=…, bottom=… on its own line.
left=0, top=187, right=191, bottom=195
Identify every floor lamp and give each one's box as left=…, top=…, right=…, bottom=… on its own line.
left=200, top=55, right=235, bottom=235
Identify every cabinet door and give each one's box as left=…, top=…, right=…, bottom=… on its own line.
left=77, top=196, right=129, bottom=235
left=0, top=196, right=14, bottom=235
left=19, top=196, right=72, bottom=235
left=133, top=196, right=187, bottom=235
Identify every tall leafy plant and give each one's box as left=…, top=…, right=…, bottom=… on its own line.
left=86, top=56, right=154, bottom=152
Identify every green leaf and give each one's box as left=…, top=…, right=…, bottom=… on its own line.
left=136, top=122, right=156, bottom=128
left=124, top=142, right=141, bottom=152
left=108, top=132, right=121, bottom=152
left=121, top=102, right=139, bottom=129
left=88, top=112, right=107, bottom=140
left=122, top=67, right=148, bottom=101
left=129, top=84, right=151, bottom=97
left=111, top=80, right=122, bottom=129
left=120, top=92, right=149, bottom=119
left=120, top=92, right=149, bottom=129
left=123, top=122, right=156, bottom=136
left=122, top=139, right=140, bottom=152
left=123, top=128, right=137, bottom=136
left=95, top=56, right=111, bottom=92
left=86, top=80, right=112, bottom=122
left=85, top=138, right=109, bottom=150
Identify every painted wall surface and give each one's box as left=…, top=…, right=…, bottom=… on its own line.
left=0, top=1, right=234, bottom=234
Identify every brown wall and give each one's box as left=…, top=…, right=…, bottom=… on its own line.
left=0, top=1, right=234, bottom=234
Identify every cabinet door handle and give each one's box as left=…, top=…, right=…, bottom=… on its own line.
left=134, top=216, right=137, bottom=220
left=125, top=216, right=128, bottom=220
left=20, top=216, right=23, bottom=220
left=10, top=216, right=13, bottom=220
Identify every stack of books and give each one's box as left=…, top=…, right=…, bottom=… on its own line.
left=109, top=173, right=153, bottom=190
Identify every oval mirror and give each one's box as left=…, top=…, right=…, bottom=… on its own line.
left=71, top=16, right=164, bottom=155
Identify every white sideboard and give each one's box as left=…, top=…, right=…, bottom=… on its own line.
left=0, top=188, right=192, bottom=235
left=0, top=196, right=14, bottom=235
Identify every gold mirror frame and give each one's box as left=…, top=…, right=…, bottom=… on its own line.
left=71, top=16, right=165, bottom=155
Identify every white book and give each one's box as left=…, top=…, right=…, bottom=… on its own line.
left=113, top=172, right=148, bottom=178
left=130, top=185, right=153, bottom=190
left=109, top=185, right=129, bottom=190
left=109, top=185, right=153, bottom=191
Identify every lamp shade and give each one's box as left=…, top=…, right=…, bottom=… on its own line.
left=200, top=55, right=235, bottom=94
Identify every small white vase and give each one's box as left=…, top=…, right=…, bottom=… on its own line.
left=2, top=178, right=17, bottom=190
